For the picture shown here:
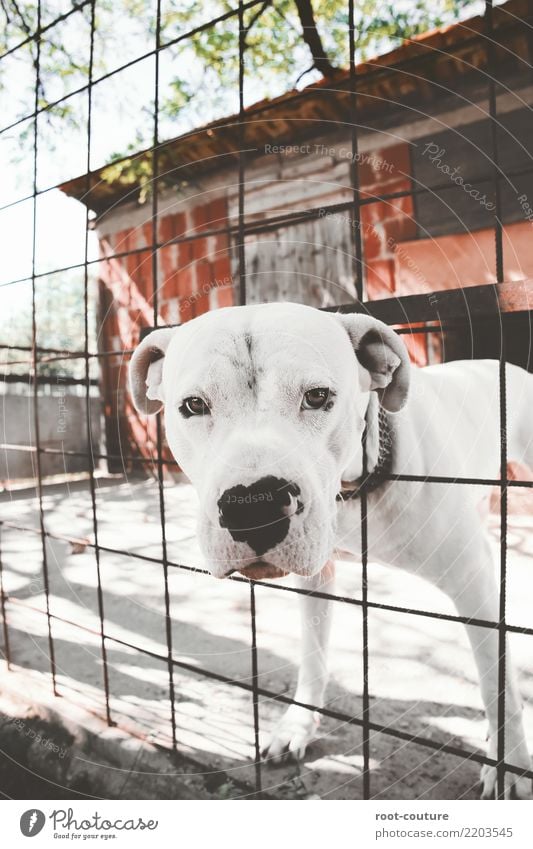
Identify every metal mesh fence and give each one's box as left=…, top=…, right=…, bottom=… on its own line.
left=0, top=0, right=532, bottom=800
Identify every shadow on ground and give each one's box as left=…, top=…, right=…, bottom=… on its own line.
left=0, top=477, right=532, bottom=799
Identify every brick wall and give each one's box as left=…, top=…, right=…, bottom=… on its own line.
left=97, top=197, right=233, bottom=471
left=359, top=142, right=416, bottom=297
left=95, top=139, right=432, bottom=469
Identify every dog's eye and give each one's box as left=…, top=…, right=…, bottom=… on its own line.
left=302, top=387, right=330, bottom=410
left=180, top=396, right=210, bottom=417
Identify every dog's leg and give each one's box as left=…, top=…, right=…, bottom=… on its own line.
left=262, top=559, right=335, bottom=763
left=441, top=538, right=532, bottom=799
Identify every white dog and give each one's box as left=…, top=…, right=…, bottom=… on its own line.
left=129, top=302, right=532, bottom=798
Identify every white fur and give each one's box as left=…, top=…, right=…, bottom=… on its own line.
left=130, top=302, right=533, bottom=798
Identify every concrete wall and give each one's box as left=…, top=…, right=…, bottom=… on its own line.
left=0, top=391, right=101, bottom=481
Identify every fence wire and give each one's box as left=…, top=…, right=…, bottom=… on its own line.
left=0, top=0, right=532, bottom=801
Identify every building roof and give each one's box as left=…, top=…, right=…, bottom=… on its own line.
left=60, top=0, right=532, bottom=213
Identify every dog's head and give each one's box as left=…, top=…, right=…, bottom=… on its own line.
left=129, top=303, right=409, bottom=579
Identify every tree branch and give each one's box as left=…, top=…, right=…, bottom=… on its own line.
left=9, top=0, right=31, bottom=34
left=0, top=0, right=12, bottom=25
left=294, top=63, right=315, bottom=87
left=292, top=0, right=337, bottom=78
left=8, top=0, right=47, bottom=102
left=242, top=0, right=272, bottom=50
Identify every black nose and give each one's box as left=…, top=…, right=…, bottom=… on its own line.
left=217, top=476, right=303, bottom=555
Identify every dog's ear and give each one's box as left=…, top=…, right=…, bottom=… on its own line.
left=336, top=314, right=410, bottom=411
left=129, top=327, right=177, bottom=415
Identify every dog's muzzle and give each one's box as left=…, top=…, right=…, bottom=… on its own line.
left=217, top=475, right=303, bottom=556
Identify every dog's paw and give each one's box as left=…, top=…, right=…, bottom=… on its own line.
left=261, top=706, right=320, bottom=764
left=480, top=762, right=532, bottom=799
left=480, top=733, right=532, bottom=799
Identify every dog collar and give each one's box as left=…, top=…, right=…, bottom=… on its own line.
left=336, top=406, right=393, bottom=501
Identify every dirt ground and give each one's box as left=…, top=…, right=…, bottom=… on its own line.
left=0, top=475, right=532, bottom=800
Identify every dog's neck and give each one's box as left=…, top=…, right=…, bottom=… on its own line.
left=337, top=396, right=393, bottom=501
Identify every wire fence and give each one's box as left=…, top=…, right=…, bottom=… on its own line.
left=0, top=0, right=533, bottom=800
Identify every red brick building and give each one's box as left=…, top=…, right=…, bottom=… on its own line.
left=61, top=0, right=533, bottom=470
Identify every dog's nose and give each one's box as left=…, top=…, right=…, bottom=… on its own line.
left=217, top=476, right=303, bottom=556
